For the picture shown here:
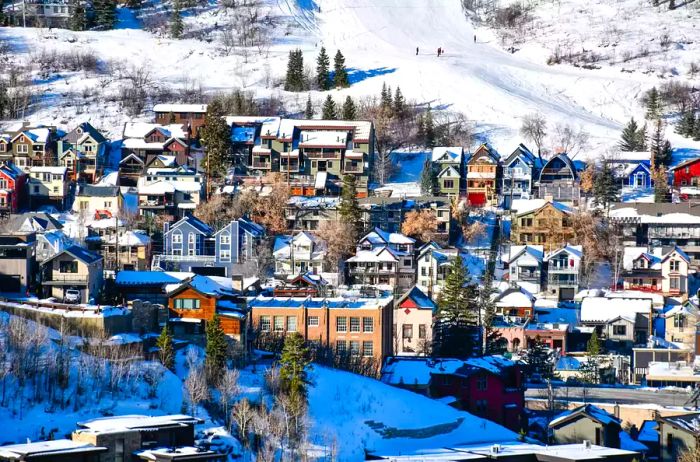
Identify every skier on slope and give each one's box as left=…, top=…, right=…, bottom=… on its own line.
left=416, top=47, right=419, bottom=55
left=437, top=47, right=441, bottom=57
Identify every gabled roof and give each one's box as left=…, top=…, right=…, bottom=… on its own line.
left=167, top=274, right=238, bottom=298
left=670, top=157, right=700, bottom=171
left=494, top=285, right=536, bottom=307
left=515, top=200, right=571, bottom=217
left=396, top=286, right=437, bottom=311
left=119, top=153, right=145, bottom=165
left=361, top=227, right=415, bottom=247
left=65, top=122, right=107, bottom=144
left=437, top=165, right=460, bottom=178
left=549, top=404, right=621, bottom=429
left=431, top=146, right=463, bottom=163
left=539, top=153, right=578, bottom=181
left=468, top=143, right=500, bottom=164
left=11, top=127, right=52, bottom=144
left=168, top=215, right=214, bottom=236
left=580, top=297, right=652, bottom=323
left=545, top=244, right=583, bottom=261
left=657, top=412, right=700, bottom=435
left=3, top=212, right=63, bottom=233
left=44, top=244, right=102, bottom=265
left=347, top=246, right=400, bottom=263
left=504, top=143, right=538, bottom=167
left=507, top=245, right=544, bottom=264
left=77, top=184, right=120, bottom=197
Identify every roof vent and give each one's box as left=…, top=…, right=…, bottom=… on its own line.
left=583, top=440, right=591, bottom=449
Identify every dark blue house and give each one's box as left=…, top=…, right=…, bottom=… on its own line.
left=623, top=162, right=652, bottom=189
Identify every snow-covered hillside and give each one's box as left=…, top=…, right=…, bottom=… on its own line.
left=1, top=0, right=699, bottom=157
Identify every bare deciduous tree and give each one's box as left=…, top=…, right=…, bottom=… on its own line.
left=520, top=112, right=548, bottom=161
left=217, top=368, right=241, bottom=431
left=184, top=367, right=209, bottom=417
left=552, top=123, right=589, bottom=158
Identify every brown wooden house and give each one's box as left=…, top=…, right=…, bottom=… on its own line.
left=167, top=275, right=246, bottom=342
left=510, top=200, right=575, bottom=251
left=467, top=144, right=500, bottom=207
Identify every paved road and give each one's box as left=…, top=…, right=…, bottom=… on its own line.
left=526, top=385, right=696, bottom=408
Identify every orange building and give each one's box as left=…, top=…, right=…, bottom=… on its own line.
left=248, top=296, right=393, bottom=363
left=167, top=275, right=247, bottom=343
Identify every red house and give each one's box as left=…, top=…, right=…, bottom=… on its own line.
left=429, top=356, right=526, bottom=432
left=670, top=157, right=700, bottom=188
left=0, top=162, right=27, bottom=215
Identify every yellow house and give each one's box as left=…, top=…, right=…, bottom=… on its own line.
left=28, top=166, right=68, bottom=210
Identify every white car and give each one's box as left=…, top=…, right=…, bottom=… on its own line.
left=64, top=289, right=81, bottom=304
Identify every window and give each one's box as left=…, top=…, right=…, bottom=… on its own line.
left=362, top=317, right=374, bottom=333
left=671, top=277, right=680, bottom=290
left=172, top=231, right=182, bottom=244
left=188, top=233, right=196, bottom=244
left=419, top=324, right=426, bottom=339
left=350, top=317, right=360, bottom=332
left=613, top=325, right=627, bottom=336
left=362, top=341, right=373, bottom=357
left=475, top=399, right=488, bottom=413
left=115, top=438, right=125, bottom=462
left=59, top=261, right=78, bottom=273
left=173, top=298, right=201, bottom=310
left=521, top=217, right=533, bottom=227
left=273, top=316, right=284, bottom=332
left=402, top=324, right=413, bottom=339
left=104, top=201, right=112, bottom=208
left=0, top=144, right=5, bottom=152
left=403, top=258, right=412, bottom=267
left=349, top=340, right=360, bottom=356
left=220, top=250, right=231, bottom=261
left=33, top=185, right=39, bottom=194
left=221, top=233, right=231, bottom=245
left=336, top=340, right=346, bottom=354
left=444, top=179, right=454, bottom=189
left=477, top=375, right=488, bottom=391
left=336, top=317, right=347, bottom=332
left=421, top=267, right=427, bottom=276
left=287, top=316, right=297, bottom=332
left=260, top=316, right=271, bottom=332
left=16, top=144, right=28, bottom=153
left=670, top=260, right=680, bottom=271
left=307, top=316, right=319, bottom=326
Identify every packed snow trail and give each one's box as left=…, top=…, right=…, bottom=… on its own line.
left=305, top=0, right=654, bottom=154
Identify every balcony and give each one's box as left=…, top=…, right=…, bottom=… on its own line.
left=139, top=199, right=174, bottom=208
left=349, top=265, right=396, bottom=275
left=44, top=273, right=89, bottom=285
left=252, top=160, right=271, bottom=169
left=280, top=163, right=300, bottom=173
left=503, top=168, right=530, bottom=179
left=344, top=163, right=363, bottom=173
left=517, top=271, right=541, bottom=280
left=158, top=254, right=217, bottom=263
left=305, top=151, right=341, bottom=159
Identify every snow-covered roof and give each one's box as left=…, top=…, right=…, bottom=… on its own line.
left=138, top=180, right=175, bottom=194
left=545, top=244, right=583, bottom=261
left=659, top=413, right=700, bottom=434
left=153, top=103, right=207, bottom=113
left=381, top=356, right=517, bottom=386
left=136, top=446, right=219, bottom=461
left=76, top=414, right=201, bottom=434
left=432, top=146, right=463, bottom=163
left=104, top=230, right=150, bottom=247
left=115, top=271, right=193, bottom=286
left=0, top=440, right=105, bottom=458
left=362, top=227, right=415, bottom=246
left=249, top=295, right=393, bottom=310
left=12, top=127, right=52, bottom=143
left=513, top=199, right=571, bottom=216
left=494, top=286, right=535, bottom=308
left=277, top=119, right=373, bottom=141
left=123, top=122, right=188, bottom=140
left=610, top=203, right=700, bottom=224
left=506, top=245, right=544, bottom=264
left=550, top=404, right=620, bottom=428
left=648, top=362, right=700, bottom=381
left=29, top=166, right=67, bottom=175
left=347, top=247, right=400, bottom=263
left=580, top=297, right=652, bottom=323
left=298, top=130, right=348, bottom=147
left=167, top=274, right=237, bottom=297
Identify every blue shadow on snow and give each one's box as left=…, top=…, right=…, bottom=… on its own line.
left=345, top=67, right=397, bottom=85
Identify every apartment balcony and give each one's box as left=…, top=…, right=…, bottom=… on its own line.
left=139, top=199, right=174, bottom=208
left=159, top=254, right=217, bottom=263
left=517, top=271, right=541, bottom=281
left=548, top=275, right=578, bottom=287
left=252, top=160, right=271, bottom=169
left=624, top=284, right=662, bottom=293
left=349, top=265, right=396, bottom=275
left=280, top=164, right=300, bottom=173
left=548, top=266, right=578, bottom=274
left=305, top=151, right=341, bottom=159
left=44, top=274, right=89, bottom=285
left=343, top=163, right=364, bottom=173
left=503, top=169, right=530, bottom=179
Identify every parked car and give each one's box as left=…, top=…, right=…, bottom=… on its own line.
left=64, top=289, right=81, bottom=304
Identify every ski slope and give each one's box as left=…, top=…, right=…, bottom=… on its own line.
left=282, top=0, right=688, bottom=156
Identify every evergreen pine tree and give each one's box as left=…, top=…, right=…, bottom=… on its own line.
left=649, top=119, right=672, bottom=167
left=304, top=94, right=314, bottom=119
left=380, top=82, right=393, bottom=112
left=587, top=330, right=601, bottom=356
left=170, top=0, right=184, bottom=39
left=433, top=255, right=480, bottom=358
left=619, top=118, right=643, bottom=151
left=321, top=95, right=337, bottom=120
left=341, top=95, right=357, bottom=120
left=694, top=116, right=700, bottom=141
left=200, top=100, right=233, bottom=178
left=156, top=325, right=174, bottom=371
left=652, top=166, right=670, bottom=203
left=645, top=87, right=661, bottom=120
left=393, top=86, right=406, bottom=118
left=94, top=0, right=116, bottom=29
left=669, top=0, right=675, bottom=9
left=338, top=174, right=362, bottom=237
left=316, top=46, right=331, bottom=91
left=284, top=49, right=305, bottom=92
left=677, top=111, right=695, bottom=137
left=333, top=50, right=349, bottom=88
left=416, top=113, right=426, bottom=144
left=637, top=122, right=647, bottom=151
left=424, top=105, right=436, bottom=149
left=592, top=161, right=618, bottom=212
left=419, top=160, right=438, bottom=195
left=69, top=0, right=86, bottom=30
left=205, top=314, right=228, bottom=385
left=480, top=271, right=502, bottom=356
left=525, top=336, right=553, bottom=380
left=279, top=332, right=312, bottom=402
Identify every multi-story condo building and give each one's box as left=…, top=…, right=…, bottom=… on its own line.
left=510, top=200, right=574, bottom=251
left=157, top=215, right=264, bottom=275
left=501, top=144, right=541, bottom=209
left=610, top=203, right=700, bottom=268
left=543, top=244, right=582, bottom=301
left=536, top=153, right=580, bottom=205
left=249, top=295, right=393, bottom=364
left=57, top=122, right=109, bottom=182
left=466, top=144, right=500, bottom=207
left=4, top=0, right=80, bottom=28
left=347, top=228, right=416, bottom=293
left=621, top=246, right=690, bottom=297
left=0, top=123, right=62, bottom=171
left=154, top=103, right=208, bottom=134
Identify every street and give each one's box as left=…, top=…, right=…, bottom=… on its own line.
left=526, top=385, right=696, bottom=408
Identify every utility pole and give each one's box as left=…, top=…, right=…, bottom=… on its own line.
left=114, top=213, right=119, bottom=271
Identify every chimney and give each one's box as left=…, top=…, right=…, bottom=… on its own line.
left=613, top=402, right=620, bottom=419
left=232, top=274, right=243, bottom=292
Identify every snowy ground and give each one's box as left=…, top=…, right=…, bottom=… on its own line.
left=1, top=0, right=699, bottom=159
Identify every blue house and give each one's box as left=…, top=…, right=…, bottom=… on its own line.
left=501, top=144, right=542, bottom=209
left=157, top=215, right=264, bottom=276
left=623, top=162, right=652, bottom=189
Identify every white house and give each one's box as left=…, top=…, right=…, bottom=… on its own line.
left=28, top=166, right=68, bottom=210
left=544, top=244, right=582, bottom=301
left=505, top=245, right=544, bottom=294
left=621, top=246, right=690, bottom=297
left=273, top=231, right=327, bottom=276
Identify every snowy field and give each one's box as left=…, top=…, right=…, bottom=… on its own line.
left=1, top=0, right=699, bottom=159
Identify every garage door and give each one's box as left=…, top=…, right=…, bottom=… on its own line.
left=0, top=275, right=21, bottom=292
